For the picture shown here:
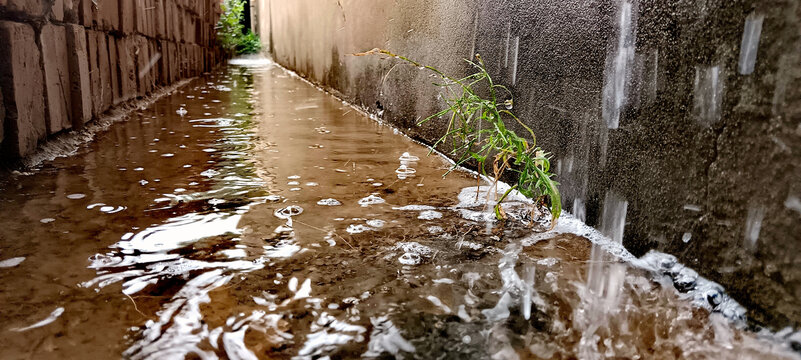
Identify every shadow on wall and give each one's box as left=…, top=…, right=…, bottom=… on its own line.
left=256, top=0, right=801, bottom=329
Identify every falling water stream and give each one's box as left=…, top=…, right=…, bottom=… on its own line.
left=0, top=60, right=798, bottom=359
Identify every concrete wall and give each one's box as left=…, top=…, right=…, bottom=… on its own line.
left=0, top=0, right=224, bottom=159
left=255, top=0, right=801, bottom=329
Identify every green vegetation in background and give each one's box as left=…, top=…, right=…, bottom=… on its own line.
left=217, top=0, right=262, bottom=55
left=355, top=49, right=562, bottom=226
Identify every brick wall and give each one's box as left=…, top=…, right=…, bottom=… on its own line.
left=0, top=0, right=224, bottom=159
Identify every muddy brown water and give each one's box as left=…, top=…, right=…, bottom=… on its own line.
left=0, top=60, right=798, bottom=359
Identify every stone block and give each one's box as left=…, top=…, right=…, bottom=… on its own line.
left=64, top=24, right=91, bottom=127
left=96, top=33, right=112, bottom=113
left=40, top=24, right=72, bottom=134
left=0, top=21, right=46, bottom=158
left=86, top=30, right=101, bottom=117
left=155, top=0, right=165, bottom=38
left=134, top=35, right=149, bottom=96
left=50, top=0, right=64, bottom=21
left=171, top=3, right=180, bottom=41
left=4, top=0, right=43, bottom=16
left=98, top=0, right=119, bottom=31
left=119, top=0, right=135, bottom=34
left=135, top=0, right=145, bottom=34
left=63, top=0, right=77, bottom=23
left=77, top=0, right=91, bottom=26
left=107, top=36, right=122, bottom=105
left=117, top=37, right=137, bottom=101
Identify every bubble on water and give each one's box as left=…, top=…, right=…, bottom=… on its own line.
left=358, top=194, right=385, bottom=207
left=176, top=107, right=187, bottom=116
left=372, top=182, right=383, bottom=187
left=290, top=187, right=301, bottom=191
left=316, top=198, right=342, bottom=206
left=366, top=219, right=385, bottom=228
left=266, top=195, right=282, bottom=202
left=200, top=169, right=220, bottom=177
left=682, top=232, right=692, bottom=243
left=346, top=224, right=373, bottom=234
left=134, top=167, right=144, bottom=171
left=161, top=153, right=175, bottom=158
left=274, top=205, right=304, bottom=219
left=67, top=193, right=86, bottom=200
left=427, top=226, right=443, bottom=234
left=395, top=164, right=416, bottom=179
left=418, top=210, right=442, bottom=220
left=287, top=175, right=301, bottom=180
left=398, top=252, right=422, bottom=265
left=40, top=218, right=55, bottom=224
left=287, top=181, right=300, bottom=186
left=398, top=152, right=419, bottom=162
left=305, top=182, right=318, bottom=186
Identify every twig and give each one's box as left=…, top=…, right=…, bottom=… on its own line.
left=293, top=219, right=356, bottom=250
left=125, top=293, right=146, bottom=317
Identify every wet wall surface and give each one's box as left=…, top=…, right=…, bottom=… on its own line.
left=258, top=0, right=801, bottom=328
left=0, top=60, right=799, bottom=360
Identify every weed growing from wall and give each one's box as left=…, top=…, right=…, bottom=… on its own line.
left=355, top=48, right=562, bottom=225
left=217, top=0, right=262, bottom=55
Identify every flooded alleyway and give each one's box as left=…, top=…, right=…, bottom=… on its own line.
left=0, top=60, right=799, bottom=359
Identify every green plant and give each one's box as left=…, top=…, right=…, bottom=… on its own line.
left=217, top=0, right=262, bottom=55
left=355, top=48, right=561, bottom=225
left=237, top=30, right=262, bottom=55
left=217, top=0, right=245, bottom=54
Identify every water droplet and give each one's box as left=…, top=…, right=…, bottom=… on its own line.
left=504, top=99, right=513, bottom=110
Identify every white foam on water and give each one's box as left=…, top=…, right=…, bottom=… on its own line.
left=11, top=307, right=64, bottom=332
left=0, top=257, right=26, bottom=268
left=363, top=316, right=415, bottom=357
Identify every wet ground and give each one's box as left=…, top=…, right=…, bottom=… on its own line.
left=0, top=59, right=799, bottom=359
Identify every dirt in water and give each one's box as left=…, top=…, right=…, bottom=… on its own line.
left=0, top=60, right=798, bottom=359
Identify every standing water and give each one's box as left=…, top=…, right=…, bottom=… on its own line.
left=0, top=60, right=798, bottom=359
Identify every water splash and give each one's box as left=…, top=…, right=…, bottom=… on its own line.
left=738, top=12, right=764, bottom=75
left=601, top=1, right=636, bottom=129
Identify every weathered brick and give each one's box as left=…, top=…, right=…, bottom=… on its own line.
left=155, top=0, right=165, bottom=38
left=117, top=36, right=138, bottom=101
left=4, top=0, right=43, bottom=16
left=51, top=0, right=64, bottom=21
left=77, top=0, right=91, bottom=26
left=96, top=33, right=113, bottom=113
left=135, top=0, right=145, bottom=34
left=40, top=24, right=72, bottom=134
left=64, top=24, right=92, bottom=127
left=0, top=21, right=45, bottom=158
left=98, top=0, right=119, bottom=31
left=63, top=0, right=77, bottom=23
left=119, top=0, right=135, bottom=34
left=171, top=3, right=180, bottom=41
left=107, top=36, right=122, bottom=105
left=86, top=30, right=101, bottom=117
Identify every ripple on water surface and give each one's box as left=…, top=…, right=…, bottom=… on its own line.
left=0, top=61, right=798, bottom=360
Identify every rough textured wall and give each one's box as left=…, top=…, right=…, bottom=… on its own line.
left=0, top=0, right=224, bottom=160
left=256, top=0, right=801, bottom=329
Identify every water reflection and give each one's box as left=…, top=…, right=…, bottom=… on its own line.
left=0, top=61, right=798, bottom=359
